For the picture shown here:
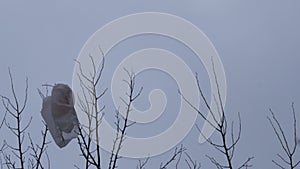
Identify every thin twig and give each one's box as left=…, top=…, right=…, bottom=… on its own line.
left=0, top=68, right=30, bottom=169
left=109, top=69, right=143, bottom=169
left=159, top=145, right=186, bottom=169
left=180, top=57, right=253, bottom=169
left=268, top=103, right=299, bottom=169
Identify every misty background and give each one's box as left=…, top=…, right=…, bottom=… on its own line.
left=0, top=1, right=299, bottom=168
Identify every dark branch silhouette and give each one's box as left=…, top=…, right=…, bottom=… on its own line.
left=108, top=69, right=143, bottom=169
left=184, top=152, right=201, bottom=169
left=75, top=54, right=106, bottom=169
left=28, top=124, right=49, bottom=169
left=135, top=145, right=187, bottom=169
left=180, top=57, right=253, bottom=169
left=0, top=69, right=49, bottom=169
left=0, top=68, right=30, bottom=169
left=75, top=51, right=143, bottom=169
left=268, top=103, right=299, bottom=169
left=159, top=145, right=186, bottom=169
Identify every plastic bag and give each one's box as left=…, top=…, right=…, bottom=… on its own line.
left=41, top=84, right=79, bottom=148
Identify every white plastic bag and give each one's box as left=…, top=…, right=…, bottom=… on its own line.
left=41, top=84, right=79, bottom=148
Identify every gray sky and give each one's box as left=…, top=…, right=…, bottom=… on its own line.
left=0, top=0, right=299, bottom=168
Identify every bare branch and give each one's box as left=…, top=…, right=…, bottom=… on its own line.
left=268, top=103, right=299, bottom=169
left=28, top=124, right=49, bottom=169
left=0, top=69, right=30, bottom=169
left=136, top=157, right=149, bottom=169
left=109, top=70, right=142, bottom=169
left=181, top=57, right=253, bottom=169
left=184, top=152, right=201, bottom=169
left=159, top=145, right=186, bottom=169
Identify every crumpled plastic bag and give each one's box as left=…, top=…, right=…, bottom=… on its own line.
left=41, top=84, right=79, bottom=148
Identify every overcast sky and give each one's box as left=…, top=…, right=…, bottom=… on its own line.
left=0, top=1, right=299, bottom=168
